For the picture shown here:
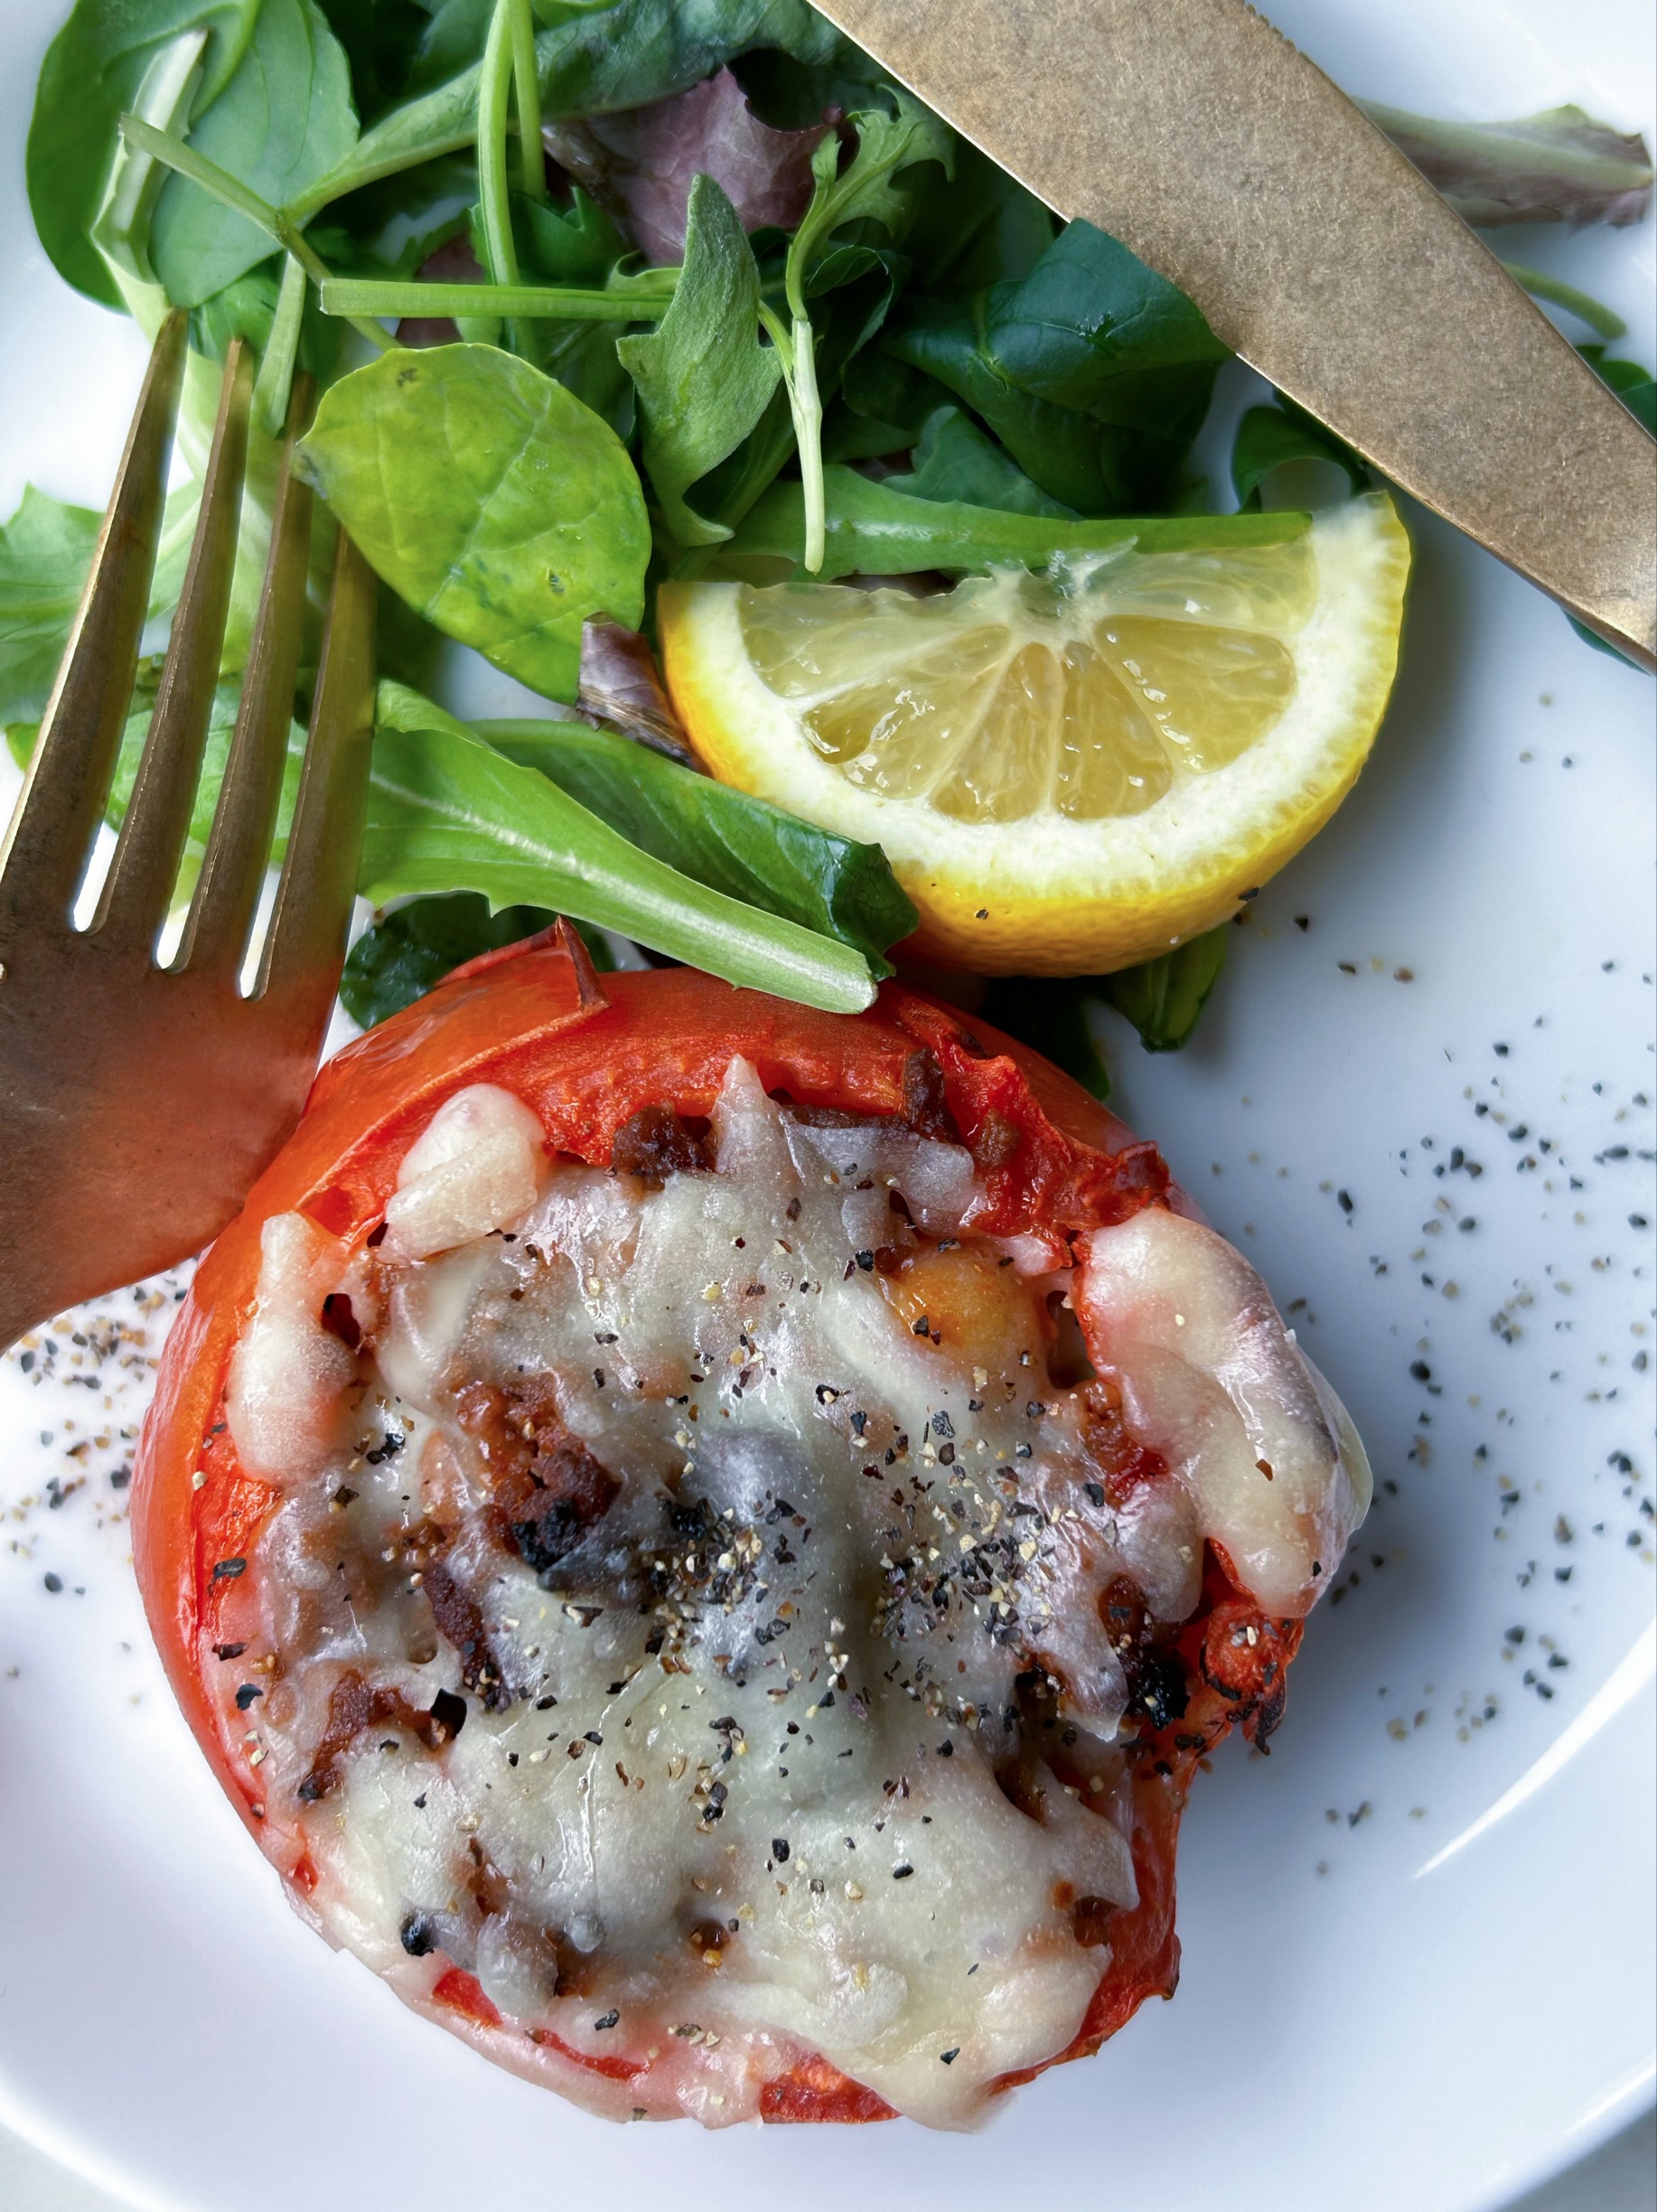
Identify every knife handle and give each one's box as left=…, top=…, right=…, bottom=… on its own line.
left=811, top=0, right=1656, bottom=670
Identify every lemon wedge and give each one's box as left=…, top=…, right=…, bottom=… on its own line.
left=659, top=492, right=1409, bottom=974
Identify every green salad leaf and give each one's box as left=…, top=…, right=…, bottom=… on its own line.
left=1101, top=928, right=1229, bottom=1052
left=476, top=713, right=916, bottom=971
left=727, top=462, right=1306, bottom=579
left=887, top=220, right=1228, bottom=512
left=26, top=0, right=260, bottom=306
left=617, top=174, right=781, bottom=546
left=364, top=681, right=877, bottom=1009
left=885, top=405, right=1079, bottom=519
left=0, top=489, right=104, bottom=726
left=340, top=892, right=614, bottom=1028
left=296, top=342, right=651, bottom=700
left=979, top=976, right=1112, bottom=1101
left=1231, top=395, right=1368, bottom=511
left=1568, top=346, right=1656, bottom=663
left=147, top=0, right=360, bottom=307
left=8, top=669, right=305, bottom=905
left=766, top=87, right=952, bottom=569
left=289, top=0, right=850, bottom=220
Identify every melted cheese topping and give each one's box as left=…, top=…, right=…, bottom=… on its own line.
left=222, top=1060, right=1368, bottom=2127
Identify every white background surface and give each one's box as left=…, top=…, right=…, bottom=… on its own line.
left=0, top=1, right=1652, bottom=2208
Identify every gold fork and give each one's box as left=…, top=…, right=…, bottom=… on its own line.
left=0, top=313, right=376, bottom=1350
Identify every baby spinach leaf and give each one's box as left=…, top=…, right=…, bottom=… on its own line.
left=146, top=0, right=360, bottom=308
left=902, top=136, right=1054, bottom=295
left=27, top=0, right=260, bottom=306
left=1101, top=928, right=1229, bottom=1052
left=475, top=712, right=916, bottom=970
left=314, top=0, right=436, bottom=120
left=727, top=462, right=1306, bottom=579
left=340, top=892, right=614, bottom=1026
left=617, top=174, right=781, bottom=547
left=0, top=490, right=104, bottom=726
left=885, top=406, right=1078, bottom=519
left=887, top=220, right=1227, bottom=512
left=1231, top=395, right=1367, bottom=511
left=364, top=681, right=877, bottom=1009
left=296, top=343, right=651, bottom=701
left=821, top=347, right=946, bottom=460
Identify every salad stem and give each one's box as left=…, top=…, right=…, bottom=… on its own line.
left=319, top=279, right=676, bottom=323
left=252, top=253, right=310, bottom=437
left=507, top=0, right=547, bottom=201
left=1503, top=261, right=1628, bottom=341
left=473, top=0, right=520, bottom=351
left=117, top=116, right=398, bottom=353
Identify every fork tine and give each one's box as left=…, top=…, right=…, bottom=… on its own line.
left=255, top=527, right=377, bottom=1026
left=176, top=374, right=316, bottom=980
left=93, top=340, right=254, bottom=947
left=0, top=312, right=187, bottom=926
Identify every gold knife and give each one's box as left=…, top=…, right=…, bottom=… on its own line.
left=810, top=0, right=1657, bottom=670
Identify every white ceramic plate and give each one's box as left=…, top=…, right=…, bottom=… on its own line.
left=1, top=3, right=1652, bottom=2207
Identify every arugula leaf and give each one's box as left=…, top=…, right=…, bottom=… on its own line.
left=296, top=342, right=651, bottom=700
left=513, top=187, right=623, bottom=286
left=786, top=90, right=952, bottom=296
left=886, top=220, right=1228, bottom=512
left=618, top=175, right=782, bottom=548
left=364, top=681, right=877, bottom=1009
left=340, top=893, right=614, bottom=1027
left=1101, top=929, right=1229, bottom=1052
left=885, top=406, right=1079, bottom=519
left=1231, top=395, right=1367, bottom=511
left=475, top=712, right=916, bottom=970
left=147, top=0, right=360, bottom=308
left=769, top=88, right=952, bottom=569
left=27, top=0, right=259, bottom=306
left=289, top=0, right=850, bottom=220
left=0, top=490, right=104, bottom=726
left=727, top=462, right=1306, bottom=579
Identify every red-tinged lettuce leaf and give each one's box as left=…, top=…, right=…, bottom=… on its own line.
left=543, top=66, right=828, bottom=265
left=1364, top=101, right=1653, bottom=228
left=577, top=619, right=697, bottom=764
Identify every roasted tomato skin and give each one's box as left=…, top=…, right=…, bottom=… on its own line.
left=134, top=936, right=1269, bottom=2122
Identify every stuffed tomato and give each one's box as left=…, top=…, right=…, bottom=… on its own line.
left=135, top=929, right=1369, bottom=2130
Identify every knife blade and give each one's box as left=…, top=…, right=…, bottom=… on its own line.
left=808, top=0, right=1656, bottom=670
